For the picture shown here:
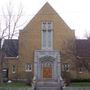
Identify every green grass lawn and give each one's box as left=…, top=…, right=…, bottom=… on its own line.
left=0, top=81, right=90, bottom=87
left=0, top=82, right=31, bottom=87
left=69, top=82, right=90, bottom=87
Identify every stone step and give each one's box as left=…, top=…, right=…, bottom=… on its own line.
left=36, top=87, right=61, bottom=90
left=34, top=80, right=63, bottom=90
left=36, top=81, right=60, bottom=87
left=37, top=84, right=60, bottom=87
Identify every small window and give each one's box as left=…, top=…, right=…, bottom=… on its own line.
left=25, top=64, right=32, bottom=72
left=79, top=68, right=83, bottom=73
left=12, top=65, right=16, bottom=73
left=63, top=63, right=69, bottom=72
left=79, top=66, right=86, bottom=73
left=78, top=64, right=84, bottom=73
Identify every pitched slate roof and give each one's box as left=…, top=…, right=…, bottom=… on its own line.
left=1, top=39, right=90, bottom=58
left=76, top=39, right=90, bottom=57
left=2, top=39, right=18, bottom=57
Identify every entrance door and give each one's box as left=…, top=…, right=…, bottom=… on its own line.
left=2, top=69, right=8, bottom=82
left=42, top=62, right=52, bottom=79
left=43, top=67, right=52, bottom=78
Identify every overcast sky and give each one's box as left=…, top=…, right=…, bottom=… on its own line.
left=0, top=0, right=90, bottom=38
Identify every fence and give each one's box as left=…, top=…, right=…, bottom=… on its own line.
left=0, top=87, right=32, bottom=90
left=63, top=87, right=90, bottom=90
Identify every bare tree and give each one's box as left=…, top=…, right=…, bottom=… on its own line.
left=0, top=2, right=24, bottom=83
left=76, top=30, right=90, bottom=72
left=0, top=2, right=23, bottom=39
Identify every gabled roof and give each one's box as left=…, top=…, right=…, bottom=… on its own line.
left=76, top=39, right=90, bottom=57
left=36, top=2, right=58, bottom=15
left=2, top=39, right=18, bottom=57
left=24, top=2, right=71, bottom=31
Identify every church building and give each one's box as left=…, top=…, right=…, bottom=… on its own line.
left=1, top=2, right=90, bottom=82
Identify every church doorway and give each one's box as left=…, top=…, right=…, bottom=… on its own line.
left=34, top=50, right=63, bottom=88
left=42, top=63, right=52, bottom=79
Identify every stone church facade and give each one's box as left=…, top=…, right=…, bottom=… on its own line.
left=2, top=2, right=90, bottom=82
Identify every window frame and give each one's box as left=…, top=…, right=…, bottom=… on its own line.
left=63, top=63, right=69, bottom=72
left=12, top=65, right=16, bottom=73
left=25, top=64, right=32, bottom=72
left=41, top=21, right=53, bottom=50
